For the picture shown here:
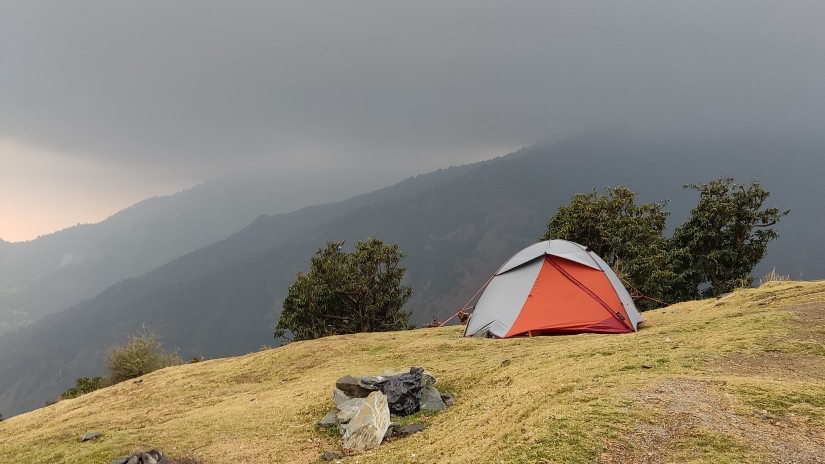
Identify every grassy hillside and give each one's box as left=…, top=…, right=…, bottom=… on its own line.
left=2, top=281, right=824, bottom=463
left=5, top=134, right=825, bottom=419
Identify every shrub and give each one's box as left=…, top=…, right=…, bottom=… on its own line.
left=275, top=238, right=413, bottom=341
left=106, top=330, right=181, bottom=383
left=60, top=376, right=104, bottom=400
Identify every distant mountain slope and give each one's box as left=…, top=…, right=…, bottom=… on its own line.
left=2, top=281, right=823, bottom=463
left=1, top=133, right=823, bottom=417
left=0, top=168, right=439, bottom=334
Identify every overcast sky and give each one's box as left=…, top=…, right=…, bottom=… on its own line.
left=2, top=1, right=824, bottom=241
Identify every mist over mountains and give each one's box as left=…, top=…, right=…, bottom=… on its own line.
left=0, top=171, right=383, bottom=335
left=1, top=133, right=823, bottom=417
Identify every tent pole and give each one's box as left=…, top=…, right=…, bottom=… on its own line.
left=425, top=274, right=495, bottom=336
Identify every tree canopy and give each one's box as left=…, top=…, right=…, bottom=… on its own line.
left=542, top=178, right=788, bottom=308
left=541, top=186, right=673, bottom=309
left=670, top=177, right=790, bottom=297
left=274, top=237, right=413, bottom=341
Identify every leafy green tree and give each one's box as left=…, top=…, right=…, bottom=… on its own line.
left=60, top=376, right=104, bottom=400
left=542, top=179, right=788, bottom=308
left=275, top=238, right=413, bottom=341
left=540, top=187, right=673, bottom=309
left=106, top=329, right=181, bottom=383
left=669, top=177, right=789, bottom=297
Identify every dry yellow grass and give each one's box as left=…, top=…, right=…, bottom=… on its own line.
left=2, top=281, right=824, bottom=463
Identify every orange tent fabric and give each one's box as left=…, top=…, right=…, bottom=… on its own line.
left=464, top=240, right=644, bottom=338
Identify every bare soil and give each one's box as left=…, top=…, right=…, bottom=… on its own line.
left=598, top=302, right=825, bottom=464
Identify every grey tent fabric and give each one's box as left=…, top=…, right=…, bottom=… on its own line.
left=464, top=257, right=543, bottom=337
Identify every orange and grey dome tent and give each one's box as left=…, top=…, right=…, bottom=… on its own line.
left=463, top=239, right=644, bottom=338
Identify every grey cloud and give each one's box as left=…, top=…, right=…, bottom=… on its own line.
left=2, top=1, right=825, bottom=176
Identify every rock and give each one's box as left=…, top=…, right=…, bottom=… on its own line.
left=440, top=391, right=455, bottom=407
left=383, top=421, right=401, bottom=439
left=358, top=376, right=385, bottom=391
left=319, top=451, right=344, bottom=461
left=318, top=409, right=339, bottom=426
left=341, top=391, right=391, bottom=452
left=642, top=364, right=653, bottom=369
left=337, top=397, right=367, bottom=423
left=336, top=375, right=375, bottom=398
left=123, top=450, right=165, bottom=464
left=332, top=388, right=352, bottom=407
left=421, top=370, right=437, bottom=387
left=80, top=431, right=101, bottom=442
left=395, top=423, right=426, bottom=436
left=419, top=386, right=446, bottom=411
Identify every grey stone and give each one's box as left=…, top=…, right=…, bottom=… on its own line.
left=318, top=409, right=339, bottom=426
left=336, top=397, right=366, bottom=423
left=336, top=375, right=374, bottom=398
left=341, top=391, right=391, bottom=452
left=122, top=450, right=165, bottom=464
left=421, top=370, right=437, bottom=387
left=419, top=386, right=446, bottom=411
left=395, top=423, right=426, bottom=436
left=332, top=388, right=352, bottom=407
left=440, top=391, right=455, bottom=407
left=319, top=451, right=344, bottom=461
left=383, top=421, right=401, bottom=439
left=80, top=431, right=101, bottom=442
left=359, top=375, right=385, bottom=385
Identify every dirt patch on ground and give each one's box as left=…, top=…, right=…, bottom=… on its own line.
left=597, top=378, right=825, bottom=464
left=717, top=303, right=825, bottom=381
left=784, top=303, right=825, bottom=343
left=716, top=352, right=825, bottom=382
left=598, top=303, right=825, bottom=464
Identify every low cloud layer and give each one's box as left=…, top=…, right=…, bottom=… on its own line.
left=2, top=1, right=825, bottom=239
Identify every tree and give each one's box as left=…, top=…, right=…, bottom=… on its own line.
left=106, top=329, right=181, bottom=383
left=275, top=238, right=413, bottom=341
left=542, top=179, right=788, bottom=308
left=669, top=177, right=789, bottom=297
left=540, top=187, right=673, bottom=309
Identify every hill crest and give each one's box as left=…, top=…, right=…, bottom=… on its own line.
left=2, top=280, right=824, bottom=463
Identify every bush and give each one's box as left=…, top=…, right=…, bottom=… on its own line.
left=275, top=238, right=413, bottom=341
left=60, top=376, right=104, bottom=400
left=106, top=330, right=181, bottom=383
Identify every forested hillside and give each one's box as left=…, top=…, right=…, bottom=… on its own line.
left=1, top=134, right=823, bottom=417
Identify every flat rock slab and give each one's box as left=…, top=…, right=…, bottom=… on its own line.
left=319, top=451, right=344, bottom=461
left=395, top=423, right=427, bottom=436
left=342, top=391, right=390, bottom=452
left=336, top=397, right=367, bottom=423
left=419, top=386, right=446, bottom=411
left=318, top=409, right=338, bottom=426
left=80, top=431, right=101, bottom=442
left=332, top=388, right=352, bottom=407
left=336, top=375, right=376, bottom=398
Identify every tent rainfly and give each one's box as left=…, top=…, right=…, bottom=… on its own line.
left=463, top=239, right=645, bottom=338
